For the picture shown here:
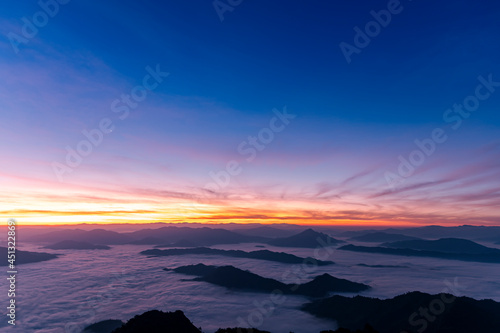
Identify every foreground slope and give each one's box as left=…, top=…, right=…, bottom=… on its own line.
left=302, top=291, right=500, bottom=333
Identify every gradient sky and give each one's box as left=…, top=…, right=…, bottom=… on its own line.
left=1, top=0, right=499, bottom=226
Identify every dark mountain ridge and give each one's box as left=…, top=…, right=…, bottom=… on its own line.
left=267, top=228, right=343, bottom=248
left=165, top=263, right=370, bottom=297
left=142, top=247, right=334, bottom=265
left=44, top=240, right=110, bottom=250
left=302, top=291, right=500, bottom=333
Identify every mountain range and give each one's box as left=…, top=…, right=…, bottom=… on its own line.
left=165, top=263, right=370, bottom=297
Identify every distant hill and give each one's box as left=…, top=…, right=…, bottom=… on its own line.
left=356, top=264, right=408, bottom=269
left=25, top=226, right=267, bottom=246
left=154, top=239, right=199, bottom=248
left=142, top=247, right=334, bottom=265
left=336, top=225, right=500, bottom=242
left=83, top=319, right=124, bottom=333
left=0, top=247, right=58, bottom=266
left=302, top=291, right=500, bottom=333
left=112, top=310, right=201, bottom=333
left=381, top=238, right=500, bottom=254
left=167, top=263, right=369, bottom=297
left=294, top=273, right=370, bottom=297
left=164, top=263, right=218, bottom=276
left=44, top=240, right=110, bottom=250
left=339, top=244, right=500, bottom=263
left=88, top=309, right=381, bottom=333
left=350, top=232, right=420, bottom=243
left=267, top=229, right=342, bottom=248
left=26, top=229, right=131, bottom=245
left=320, top=326, right=379, bottom=333
left=125, top=226, right=266, bottom=246
left=215, top=329, right=271, bottom=333
left=400, top=225, right=500, bottom=242
left=129, top=237, right=166, bottom=245
left=235, top=226, right=297, bottom=238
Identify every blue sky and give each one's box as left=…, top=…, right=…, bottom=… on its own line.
left=0, top=0, right=499, bottom=225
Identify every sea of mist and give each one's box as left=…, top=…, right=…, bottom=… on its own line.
left=2, top=241, right=500, bottom=333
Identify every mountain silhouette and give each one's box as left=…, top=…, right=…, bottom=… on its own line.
left=26, top=226, right=269, bottom=246
left=339, top=244, right=500, bottom=263
left=302, top=291, right=500, bottom=333
left=381, top=238, right=500, bottom=254
left=27, top=228, right=131, bottom=245
left=112, top=310, right=201, bottom=333
left=142, top=247, right=334, bottom=265
left=167, top=263, right=369, bottom=297
left=350, top=232, right=420, bottom=243
left=267, top=229, right=342, bottom=248
left=0, top=247, right=58, bottom=265
left=155, top=239, right=199, bottom=248
left=83, top=319, right=124, bottom=333
left=126, top=226, right=266, bottom=246
left=235, top=226, right=297, bottom=238
left=44, top=240, right=111, bottom=250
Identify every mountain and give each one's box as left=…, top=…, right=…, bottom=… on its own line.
left=196, top=265, right=285, bottom=293
left=154, top=239, right=199, bottom=248
left=350, top=232, right=420, bottom=243
left=0, top=247, right=58, bottom=265
left=381, top=238, right=500, bottom=254
left=267, top=229, right=342, bottom=248
left=141, top=247, right=334, bottom=265
left=294, top=273, right=370, bottom=297
left=234, top=226, right=297, bottom=238
left=26, top=229, right=131, bottom=245
left=391, top=225, right=500, bottom=242
left=302, top=291, right=500, bottom=333
left=356, top=264, right=408, bottom=269
left=215, top=329, right=271, bottom=333
left=167, top=263, right=370, bottom=297
left=164, top=263, right=218, bottom=276
left=336, top=225, right=500, bottom=242
left=24, top=226, right=267, bottom=246
left=83, top=319, right=124, bottom=333
left=339, top=244, right=500, bottom=263
left=112, top=310, right=201, bottom=333
left=321, top=326, right=379, bottom=333
left=44, top=240, right=111, bottom=250
left=126, top=226, right=266, bottom=246
left=129, top=237, right=166, bottom=245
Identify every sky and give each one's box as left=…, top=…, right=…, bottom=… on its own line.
left=0, top=0, right=499, bottom=226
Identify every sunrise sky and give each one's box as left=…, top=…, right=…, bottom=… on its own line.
left=1, top=1, right=499, bottom=226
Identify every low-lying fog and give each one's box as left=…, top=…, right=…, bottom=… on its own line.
left=4, top=242, right=500, bottom=333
